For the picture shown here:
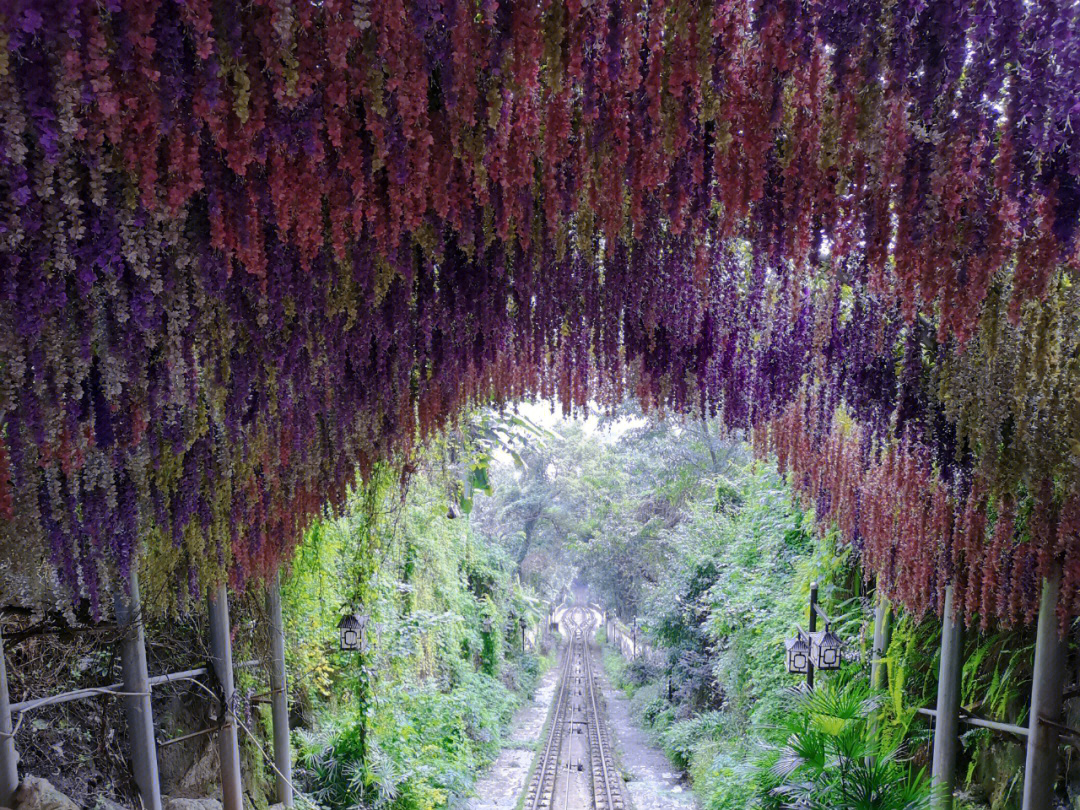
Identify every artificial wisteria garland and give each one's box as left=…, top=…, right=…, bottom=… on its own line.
left=0, top=0, right=1078, bottom=622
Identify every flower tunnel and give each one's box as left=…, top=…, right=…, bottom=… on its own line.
left=1, top=0, right=1079, bottom=639
left=3, top=4, right=1080, bottom=809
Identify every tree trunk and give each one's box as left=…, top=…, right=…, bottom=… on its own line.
left=516, top=516, right=537, bottom=572
left=701, top=416, right=720, bottom=472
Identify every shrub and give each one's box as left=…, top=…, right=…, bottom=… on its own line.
left=299, top=669, right=520, bottom=810
left=752, top=680, right=932, bottom=810
left=659, top=712, right=726, bottom=770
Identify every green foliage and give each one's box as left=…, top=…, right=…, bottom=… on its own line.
left=588, top=430, right=902, bottom=810
left=287, top=446, right=549, bottom=810
left=299, top=670, right=509, bottom=809
left=280, top=466, right=394, bottom=713
left=876, top=615, right=939, bottom=756
left=302, top=669, right=519, bottom=810
left=751, top=680, right=932, bottom=810
left=450, top=410, right=553, bottom=516
left=285, top=406, right=1039, bottom=810
left=588, top=456, right=840, bottom=810
left=601, top=644, right=632, bottom=693
left=471, top=407, right=1045, bottom=810
left=479, top=596, right=501, bottom=676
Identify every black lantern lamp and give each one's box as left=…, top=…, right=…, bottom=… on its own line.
left=786, top=584, right=843, bottom=685
left=809, top=626, right=843, bottom=671
left=338, top=612, right=369, bottom=652
left=785, top=627, right=811, bottom=675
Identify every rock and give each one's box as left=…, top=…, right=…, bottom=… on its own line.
left=164, top=799, right=222, bottom=810
left=174, top=742, right=218, bottom=798
left=89, top=798, right=129, bottom=810
left=13, top=777, right=79, bottom=810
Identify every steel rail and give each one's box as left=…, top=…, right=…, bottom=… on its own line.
left=582, top=625, right=619, bottom=810
left=525, top=626, right=577, bottom=810
left=566, top=608, right=590, bottom=810
left=568, top=606, right=622, bottom=810
left=526, top=605, right=622, bottom=810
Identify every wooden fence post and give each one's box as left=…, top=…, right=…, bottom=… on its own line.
left=266, top=571, right=293, bottom=807
left=115, top=569, right=163, bottom=810
left=208, top=584, right=243, bottom=810
left=1022, top=566, right=1065, bottom=810
left=931, top=585, right=963, bottom=810
left=0, top=629, right=19, bottom=807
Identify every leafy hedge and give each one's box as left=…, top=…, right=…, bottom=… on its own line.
left=285, top=462, right=550, bottom=809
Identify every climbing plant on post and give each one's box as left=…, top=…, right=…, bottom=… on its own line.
left=479, top=597, right=500, bottom=678
left=338, top=466, right=394, bottom=779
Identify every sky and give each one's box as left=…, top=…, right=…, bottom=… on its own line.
left=511, top=399, right=646, bottom=443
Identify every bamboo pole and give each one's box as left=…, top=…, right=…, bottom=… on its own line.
left=0, top=629, right=19, bottom=808
left=9, top=661, right=259, bottom=713
left=869, top=596, right=891, bottom=747
left=931, top=586, right=963, bottom=810
left=1022, top=566, right=1065, bottom=810
left=208, top=584, right=243, bottom=810
left=917, top=707, right=1028, bottom=739
left=870, top=598, right=891, bottom=691
left=116, top=569, right=162, bottom=810
left=807, top=583, right=818, bottom=689
left=266, top=571, right=293, bottom=807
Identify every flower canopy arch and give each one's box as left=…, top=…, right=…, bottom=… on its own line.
left=1, top=0, right=1078, bottom=623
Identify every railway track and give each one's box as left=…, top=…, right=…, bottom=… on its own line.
left=523, top=607, right=625, bottom=810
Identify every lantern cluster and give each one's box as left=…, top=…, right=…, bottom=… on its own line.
left=784, top=627, right=842, bottom=676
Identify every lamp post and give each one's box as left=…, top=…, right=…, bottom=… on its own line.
left=784, top=583, right=841, bottom=688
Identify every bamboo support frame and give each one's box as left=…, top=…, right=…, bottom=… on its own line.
left=8, top=661, right=259, bottom=714
left=267, top=571, right=294, bottom=807
left=208, top=584, right=244, bottom=810
left=116, top=570, right=163, bottom=810
left=0, top=630, right=19, bottom=808
left=917, top=708, right=1028, bottom=739
left=931, top=586, right=963, bottom=810
left=1021, top=566, right=1066, bottom=810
